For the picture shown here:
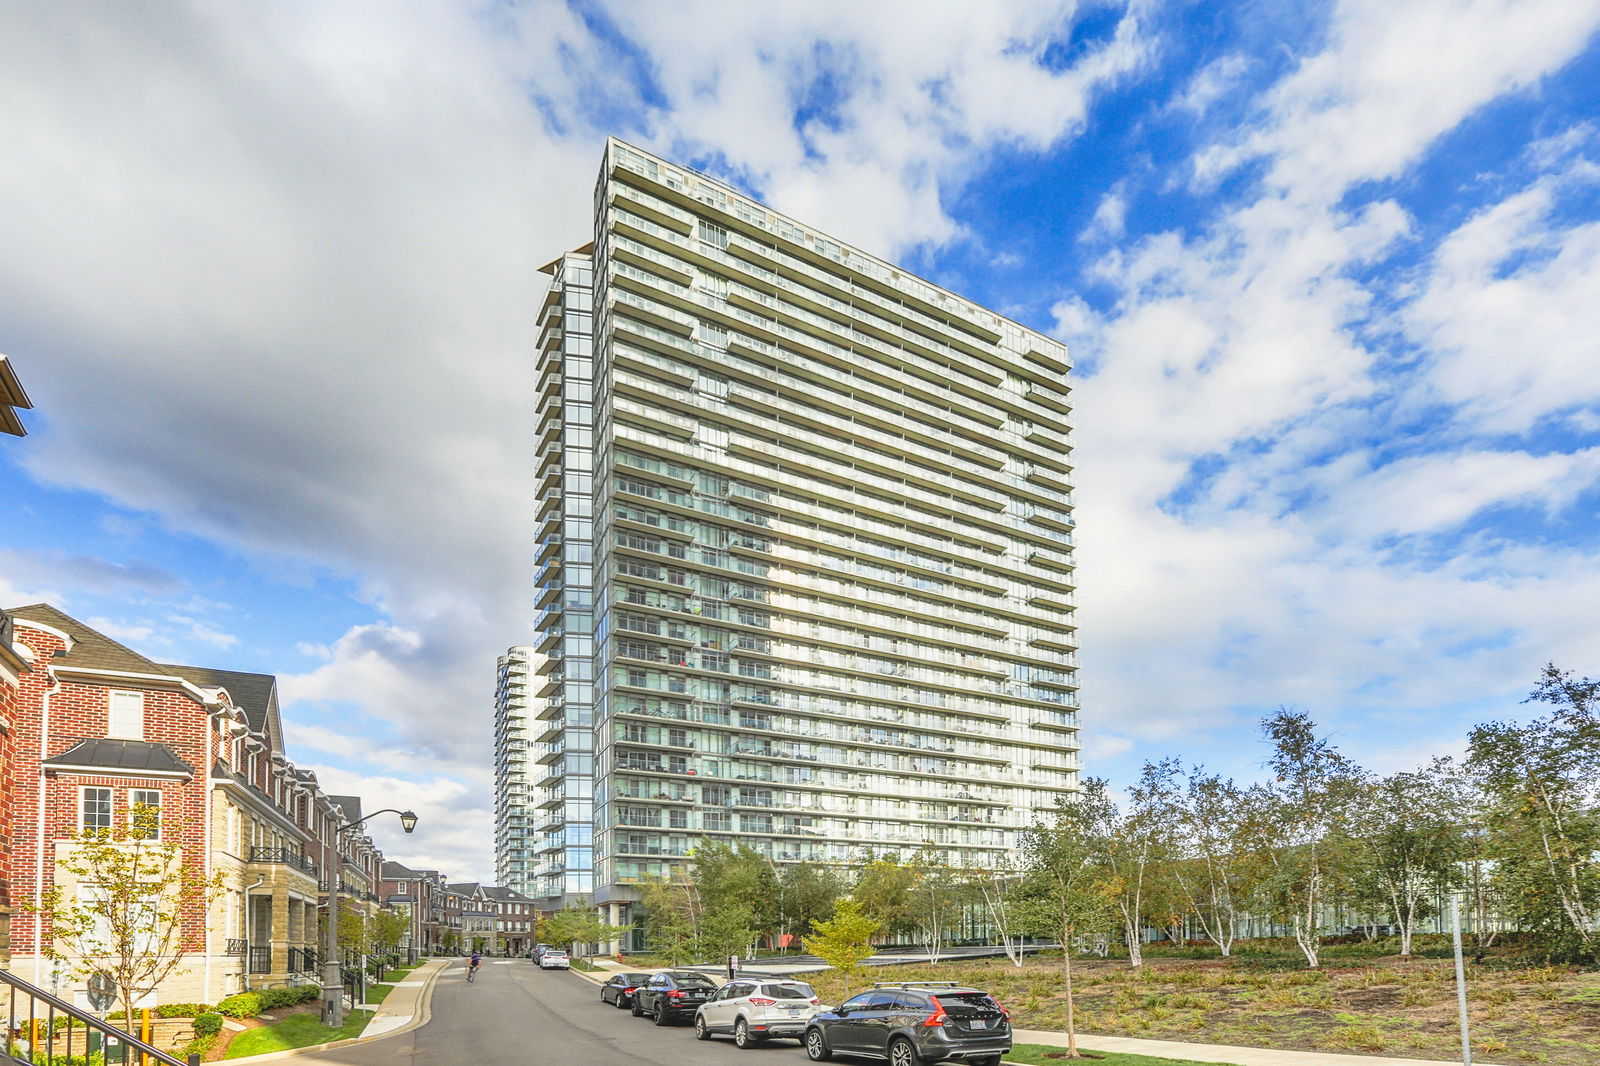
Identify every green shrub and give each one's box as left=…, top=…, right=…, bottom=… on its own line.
left=216, top=992, right=264, bottom=1019
left=156, top=1002, right=212, bottom=1018
left=183, top=1033, right=219, bottom=1059
left=192, top=1013, right=224, bottom=1037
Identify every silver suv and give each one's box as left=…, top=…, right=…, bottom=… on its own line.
left=695, top=978, right=822, bottom=1048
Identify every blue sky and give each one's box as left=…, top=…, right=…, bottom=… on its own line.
left=2, top=0, right=1598, bottom=879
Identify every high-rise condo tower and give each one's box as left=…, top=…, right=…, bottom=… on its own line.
left=504, top=140, right=1080, bottom=930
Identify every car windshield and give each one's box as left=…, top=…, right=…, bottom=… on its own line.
left=765, top=984, right=815, bottom=999
left=623, top=973, right=652, bottom=982
left=674, top=975, right=716, bottom=988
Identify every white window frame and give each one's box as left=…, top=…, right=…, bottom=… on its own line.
left=130, top=789, right=162, bottom=841
left=81, top=787, right=113, bottom=836
left=108, top=690, right=145, bottom=740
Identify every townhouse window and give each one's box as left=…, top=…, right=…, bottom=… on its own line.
left=108, top=690, right=145, bottom=739
left=130, top=789, right=162, bottom=840
left=82, top=787, right=113, bottom=836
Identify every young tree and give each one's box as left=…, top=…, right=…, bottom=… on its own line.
left=1017, top=796, right=1114, bottom=1059
left=852, top=855, right=917, bottom=942
left=774, top=863, right=844, bottom=951
left=1247, top=709, right=1366, bottom=968
left=802, top=897, right=880, bottom=996
left=637, top=876, right=700, bottom=964
left=541, top=899, right=629, bottom=959
left=34, top=804, right=224, bottom=1023
left=967, top=858, right=1028, bottom=967
left=1353, top=758, right=1465, bottom=956
left=1468, top=666, right=1600, bottom=952
left=907, top=849, right=965, bottom=964
left=370, top=909, right=411, bottom=954
left=692, top=841, right=778, bottom=950
left=1101, top=772, right=1173, bottom=967
left=1150, top=764, right=1257, bottom=956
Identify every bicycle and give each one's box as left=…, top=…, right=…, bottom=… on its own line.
left=467, top=963, right=479, bottom=983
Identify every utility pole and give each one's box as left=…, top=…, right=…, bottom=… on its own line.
left=321, top=809, right=418, bottom=1029
left=1451, top=892, right=1472, bottom=1066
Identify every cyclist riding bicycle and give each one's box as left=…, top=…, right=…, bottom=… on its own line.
left=468, top=950, right=482, bottom=982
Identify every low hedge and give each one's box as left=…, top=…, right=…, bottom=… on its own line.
left=215, top=992, right=263, bottom=1019
left=192, top=1013, right=224, bottom=1037
left=258, top=986, right=321, bottom=1009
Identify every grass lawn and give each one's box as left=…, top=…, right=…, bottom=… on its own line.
left=365, top=983, right=394, bottom=1005
left=1007, top=1047, right=1238, bottom=1066
left=803, top=943, right=1600, bottom=1066
left=381, top=967, right=415, bottom=981
left=222, top=1010, right=372, bottom=1058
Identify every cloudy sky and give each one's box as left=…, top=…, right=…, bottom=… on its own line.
left=3, top=0, right=1598, bottom=880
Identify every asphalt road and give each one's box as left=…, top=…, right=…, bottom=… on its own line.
left=297, top=959, right=822, bottom=1066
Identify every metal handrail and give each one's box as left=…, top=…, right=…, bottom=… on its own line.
left=0, top=965, right=196, bottom=1065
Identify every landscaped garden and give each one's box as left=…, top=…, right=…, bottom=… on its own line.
left=803, top=945, right=1600, bottom=1065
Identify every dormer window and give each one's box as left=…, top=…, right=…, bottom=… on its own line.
left=109, top=690, right=145, bottom=739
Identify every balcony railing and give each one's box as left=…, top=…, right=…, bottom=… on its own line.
left=248, top=845, right=319, bottom=876
left=224, top=938, right=247, bottom=955
left=248, top=946, right=272, bottom=974
left=0, top=967, right=194, bottom=1065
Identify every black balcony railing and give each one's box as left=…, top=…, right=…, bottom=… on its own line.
left=224, top=938, right=247, bottom=955
left=248, top=845, right=320, bottom=875
left=288, top=946, right=318, bottom=974
left=248, top=946, right=272, bottom=974
left=0, top=966, right=195, bottom=1065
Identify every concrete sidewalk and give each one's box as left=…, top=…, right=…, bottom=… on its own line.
left=240, top=957, right=450, bottom=1062
left=1012, top=1028, right=1502, bottom=1066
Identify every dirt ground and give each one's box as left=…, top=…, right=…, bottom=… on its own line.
left=804, top=953, right=1600, bottom=1065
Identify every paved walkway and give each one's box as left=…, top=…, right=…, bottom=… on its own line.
left=1013, top=1028, right=1500, bottom=1066
left=240, top=958, right=449, bottom=1062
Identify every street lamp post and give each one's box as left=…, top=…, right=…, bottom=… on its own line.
left=322, top=809, right=418, bottom=1028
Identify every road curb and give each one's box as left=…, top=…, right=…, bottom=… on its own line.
left=227, top=958, right=449, bottom=1062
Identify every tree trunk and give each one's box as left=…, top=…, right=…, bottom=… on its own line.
left=1061, top=922, right=1079, bottom=1058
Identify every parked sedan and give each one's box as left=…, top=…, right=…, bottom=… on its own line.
left=696, top=978, right=822, bottom=1048
left=803, top=981, right=1010, bottom=1066
left=538, top=949, right=570, bottom=970
left=600, top=972, right=656, bottom=1009
left=632, top=970, right=719, bottom=1026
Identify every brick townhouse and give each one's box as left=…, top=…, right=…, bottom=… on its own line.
left=0, top=610, right=29, bottom=966
left=1, top=604, right=397, bottom=1005
left=379, top=861, right=449, bottom=957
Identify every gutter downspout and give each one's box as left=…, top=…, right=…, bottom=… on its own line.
left=241, top=877, right=265, bottom=991
left=32, top=661, right=61, bottom=987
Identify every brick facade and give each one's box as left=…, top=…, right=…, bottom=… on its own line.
left=0, top=604, right=414, bottom=1005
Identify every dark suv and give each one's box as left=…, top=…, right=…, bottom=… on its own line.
left=632, top=970, right=719, bottom=1026
left=803, top=981, right=1010, bottom=1066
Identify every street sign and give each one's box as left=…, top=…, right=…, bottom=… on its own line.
left=86, top=973, right=116, bottom=1012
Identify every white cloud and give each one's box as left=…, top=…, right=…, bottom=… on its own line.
left=590, top=0, right=1150, bottom=256
left=1066, top=0, right=1600, bottom=781
left=1201, top=0, right=1600, bottom=203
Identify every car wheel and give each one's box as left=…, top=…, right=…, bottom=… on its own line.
left=734, top=1018, right=760, bottom=1049
left=694, top=1015, right=712, bottom=1041
left=615, top=995, right=628, bottom=1010
left=653, top=1003, right=671, bottom=1026
left=804, top=1028, right=833, bottom=1061
left=888, top=1036, right=922, bottom=1066
left=631, top=998, right=644, bottom=1018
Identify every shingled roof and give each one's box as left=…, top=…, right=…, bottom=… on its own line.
left=160, top=663, right=281, bottom=740
left=45, top=738, right=196, bottom=777
left=6, top=604, right=167, bottom=675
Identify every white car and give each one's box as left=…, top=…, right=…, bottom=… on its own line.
left=695, top=978, right=822, bottom=1047
left=538, top=949, right=570, bottom=969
